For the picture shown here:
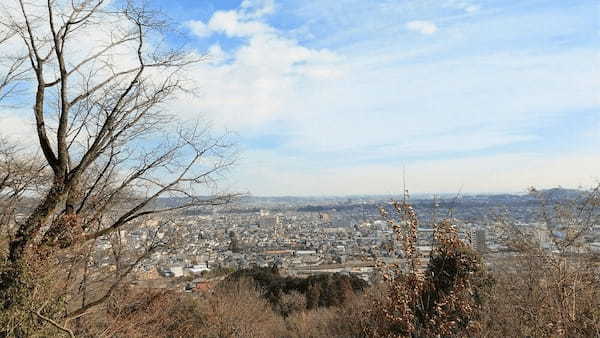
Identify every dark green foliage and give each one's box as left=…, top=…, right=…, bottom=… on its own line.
left=414, top=244, right=490, bottom=333
left=227, top=267, right=367, bottom=314
left=426, top=245, right=482, bottom=297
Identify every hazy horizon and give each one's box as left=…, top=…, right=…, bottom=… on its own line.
left=226, top=186, right=590, bottom=199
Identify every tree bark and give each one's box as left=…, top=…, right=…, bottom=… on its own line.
left=8, top=180, right=66, bottom=262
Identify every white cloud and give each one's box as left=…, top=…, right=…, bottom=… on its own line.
left=185, top=20, right=212, bottom=38
left=178, top=1, right=342, bottom=129
left=240, top=0, right=275, bottom=18
left=272, top=47, right=600, bottom=160
left=207, top=10, right=273, bottom=37
left=186, top=0, right=276, bottom=39
left=207, top=44, right=229, bottom=64
left=443, top=1, right=481, bottom=13
left=465, top=5, right=480, bottom=13
left=405, top=20, right=438, bottom=35
left=0, top=109, right=37, bottom=147
left=172, top=33, right=342, bottom=129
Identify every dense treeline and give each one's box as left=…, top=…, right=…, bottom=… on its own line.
left=228, top=267, right=368, bottom=313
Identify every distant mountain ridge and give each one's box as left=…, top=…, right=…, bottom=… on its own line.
left=155, top=188, right=588, bottom=211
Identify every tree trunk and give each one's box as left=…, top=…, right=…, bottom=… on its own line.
left=8, top=181, right=66, bottom=262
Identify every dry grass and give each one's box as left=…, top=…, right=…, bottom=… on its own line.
left=77, top=278, right=287, bottom=338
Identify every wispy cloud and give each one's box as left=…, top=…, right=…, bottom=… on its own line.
left=175, top=0, right=600, bottom=194
left=405, top=20, right=438, bottom=35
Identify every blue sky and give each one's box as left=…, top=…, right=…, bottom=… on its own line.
left=3, top=0, right=598, bottom=196
left=148, top=0, right=599, bottom=196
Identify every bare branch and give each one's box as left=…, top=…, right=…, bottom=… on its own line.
left=30, top=307, right=75, bottom=338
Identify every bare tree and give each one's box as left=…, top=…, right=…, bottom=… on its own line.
left=0, top=24, right=27, bottom=104
left=0, top=138, right=48, bottom=234
left=0, top=0, right=237, bottom=334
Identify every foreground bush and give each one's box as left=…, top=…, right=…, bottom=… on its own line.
left=78, top=279, right=287, bottom=337
left=479, top=186, right=600, bottom=337
left=72, top=252, right=599, bottom=337
left=353, top=201, right=490, bottom=337
left=480, top=255, right=600, bottom=337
